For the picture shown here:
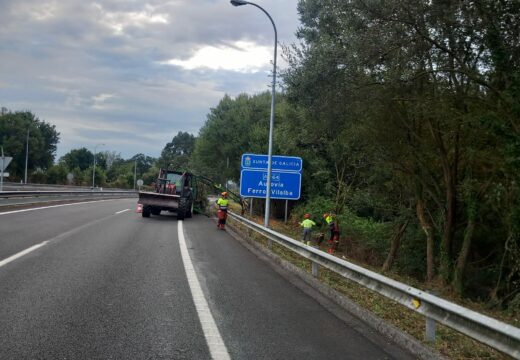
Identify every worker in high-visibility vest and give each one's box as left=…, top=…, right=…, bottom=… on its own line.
left=300, top=213, right=316, bottom=245
left=323, top=213, right=335, bottom=241
left=323, top=212, right=340, bottom=253
left=216, top=192, right=229, bottom=229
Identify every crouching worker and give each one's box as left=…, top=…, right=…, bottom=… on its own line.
left=300, top=213, right=316, bottom=245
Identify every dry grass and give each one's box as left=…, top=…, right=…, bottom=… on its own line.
left=226, top=209, right=515, bottom=360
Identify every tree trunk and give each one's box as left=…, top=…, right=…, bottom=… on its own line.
left=416, top=198, right=435, bottom=282
left=452, top=218, right=475, bottom=295
left=427, top=118, right=458, bottom=283
left=382, top=220, right=409, bottom=272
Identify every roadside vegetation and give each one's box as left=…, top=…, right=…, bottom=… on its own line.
left=1, top=0, right=518, bottom=355
left=191, top=0, right=520, bottom=321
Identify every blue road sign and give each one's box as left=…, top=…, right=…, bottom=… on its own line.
left=241, top=154, right=302, bottom=172
left=240, top=169, right=301, bottom=200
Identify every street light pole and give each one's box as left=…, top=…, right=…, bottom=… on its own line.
left=134, top=159, right=137, bottom=190
left=92, top=143, right=104, bottom=189
left=230, top=0, right=277, bottom=228
left=0, top=146, right=4, bottom=192
left=24, top=129, right=30, bottom=184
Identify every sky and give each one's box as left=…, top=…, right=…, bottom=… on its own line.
left=0, top=0, right=301, bottom=160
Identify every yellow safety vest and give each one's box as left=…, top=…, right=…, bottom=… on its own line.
left=217, top=198, right=229, bottom=209
left=300, top=219, right=316, bottom=228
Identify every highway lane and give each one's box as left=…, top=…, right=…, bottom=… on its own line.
left=0, top=199, right=415, bottom=359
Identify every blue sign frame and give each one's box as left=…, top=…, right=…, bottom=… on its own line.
left=240, top=154, right=303, bottom=200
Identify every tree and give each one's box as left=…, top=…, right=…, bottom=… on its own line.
left=60, top=148, right=94, bottom=171
left=159, top=132, right=195, bottom=170
left=0, top=109, right=60, bottom=180
left=191, top=93, right=278, bottom=185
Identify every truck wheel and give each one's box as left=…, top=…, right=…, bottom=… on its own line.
left=142, top=205, right=151, bottom=218
left=151, top=207, right=161, bottom=216
left=177, top=197, right=188, bottom=220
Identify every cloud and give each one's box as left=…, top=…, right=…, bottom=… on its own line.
left=93, top=2, right=169, bottom=35
left=91, top=93, right=116, bottom=110
left=0, top=0, right=300, bottom=159
left=160, top=41, right=271, bottom=73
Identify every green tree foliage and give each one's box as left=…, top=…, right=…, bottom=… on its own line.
left=46, top=164, right=69, bottom=184
left=104, top=153, right=156, bottom=189
left=159, top=131, right=195, bottom=170
left=0, top=108, right=60, bottom=181
left=191, top=93, right=274, bottom=184
left=59, top=148, right=94, bottom=171
left=277, top=0, right=520, bottom=302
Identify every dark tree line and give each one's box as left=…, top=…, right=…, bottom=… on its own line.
left=282, top=0, right=520, bottom=302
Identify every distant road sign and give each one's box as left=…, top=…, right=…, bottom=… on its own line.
left=137, top=179, right=144, bottom=187
left=0, top=172, right=9, bottom=178
left=240, top=169, right=301, bottom=200
left=241, top=154, right=302, bottom=172
left=0, top=157, right=13, bottom=171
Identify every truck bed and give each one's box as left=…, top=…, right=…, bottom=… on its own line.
left=138, top=191, right=180, bottom=209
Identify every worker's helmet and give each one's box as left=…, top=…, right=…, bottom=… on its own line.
left=304, top=213, right=311, bottom=219
left=221, top=192, right=228, bottom=197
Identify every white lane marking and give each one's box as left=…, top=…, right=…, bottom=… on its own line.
left=0, top=200, right=113, bottom=216
left=115, top=209, right=130, bottom=214
left=0, top=207, right=121, bottom=268
left=0, top=241, right=49, bottom=268
left=177, top=221, right=231, bottom=360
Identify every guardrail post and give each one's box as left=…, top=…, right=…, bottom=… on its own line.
left=312, top=261, right=319, bottom=277
left=425, top=290, right=437, bottom=342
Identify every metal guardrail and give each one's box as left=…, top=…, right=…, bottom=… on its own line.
left=228, top=212, right=520, bottom=359
left=0, top=190, right=137, bottom=199
left=1, top=182, right=133, bottom=192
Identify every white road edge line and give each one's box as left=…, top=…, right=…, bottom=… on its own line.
left=177, top=221, right=231, bottom=360
left=0, top=241, right=49, bottom=268
left=115, top=209, right=130, bottom=214
left=0, top=200, right=113, bottom=216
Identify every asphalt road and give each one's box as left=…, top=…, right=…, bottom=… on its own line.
left=0, top=199, right=415, bottom=359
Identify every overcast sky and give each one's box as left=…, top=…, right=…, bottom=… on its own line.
left=0, top=0, right=301, bottom=160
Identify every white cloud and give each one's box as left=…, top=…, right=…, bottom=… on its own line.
left=160, top=41, right=272, bottom=73
left=93, top=3, right=169, bottom=35
left=91, top=93, right=116, bottom=110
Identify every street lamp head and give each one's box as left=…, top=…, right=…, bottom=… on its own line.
left=230, top=0, right=248, bottom=6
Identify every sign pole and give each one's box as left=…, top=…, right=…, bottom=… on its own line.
left=284, top=199, right=288, bottom=224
